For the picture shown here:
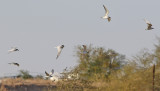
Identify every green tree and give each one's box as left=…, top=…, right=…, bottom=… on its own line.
left=17, top=70, right=33, bottom=79
left=73, top=45, right=126, bottom=80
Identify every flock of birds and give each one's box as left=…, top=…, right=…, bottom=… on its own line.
left=7, top=45, right=88, bottom=78
left=7, top=45, right=65, bottom=67
left=7, top=44, right=115, bottom=80
left=6, top=4, right=154, bottom=79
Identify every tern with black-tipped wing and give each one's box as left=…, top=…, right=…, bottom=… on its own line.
left=45, top=69, right=54, bottom=78
left=8, top=62, right=20, bottom=67
left=8, top=47, right=19, bottom=53
left=102, top=5, right=111, bottom=22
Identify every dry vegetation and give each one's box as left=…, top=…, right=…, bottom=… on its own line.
left=1, top=78, right=55, bottom=86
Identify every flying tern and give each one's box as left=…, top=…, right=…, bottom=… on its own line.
left=8, top=62, right=20, bottom=67
left=8, top=47, right=19, bottom=53
left=55, top=45, right=64, bottom=59
left=102, top=5, right=111, bottom=22
left=45, top=69, right=54, bottom=78
left=144, top=19, right=154, bottom=30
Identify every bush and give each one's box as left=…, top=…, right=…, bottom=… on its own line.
left=17, top=70, right=33, bottom=79
left=73, top=45, right=126, bottom=80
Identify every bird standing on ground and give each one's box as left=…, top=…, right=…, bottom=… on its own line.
left=8, top=62, right=20, bottom=67
left=102, top=5, right=111, bottom=22
left=144, top=19, right=154, bottom=30
left=55, top=45, right=64, bottom=59
left=8, top=47, right=19, bottom=53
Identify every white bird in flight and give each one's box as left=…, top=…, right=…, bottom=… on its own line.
left=8, top=47, right=19, bottom=53
left=102, top=5, right=111, bottom=22
left=55, top=45, right=64, bottom=59
left=144, top=19, right=154, bottom=30
left=45, top=69, right=54, bottom=78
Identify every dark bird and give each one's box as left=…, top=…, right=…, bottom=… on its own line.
left=45, top=69, right=54, bottom=78
left=8, top=62, right=19, bottom=67
left=144, top=19, right=154, bottom=30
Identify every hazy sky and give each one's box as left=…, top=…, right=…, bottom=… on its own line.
left=0, top=0, right=159, bottom=77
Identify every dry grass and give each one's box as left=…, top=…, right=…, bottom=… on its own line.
left=1, top=65, right=160, bottom=90
left=1, top=78, right=55, bottom=86
left=0, top=68, right=160, bottom=91
left=0, top=84, right=7, bottom=91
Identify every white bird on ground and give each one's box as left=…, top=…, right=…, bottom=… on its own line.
left=45, top=69, right=54, bottom=78
left=101, top=5, right=111, bottom=22
left=55, top=45, right=64, bottom=59
left=144, top=19, right=154, bottom=30
left=8, top=62, right=20, bottom=67
left=8, top=47, right=19, bottom=53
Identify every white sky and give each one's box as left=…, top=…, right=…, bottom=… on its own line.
left=0, top=0, right=159, bottom=77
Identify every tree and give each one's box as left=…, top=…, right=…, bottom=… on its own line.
left=17, top=70, right=33, bottom=79
left=73, top=45, right=126, bottom=80
left=154, top=37, right=160, bottom=65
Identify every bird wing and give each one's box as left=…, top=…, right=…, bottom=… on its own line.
left=45, top=71, right=50, bottom=76
left=56, top=47, right=62, bottom=59
left=8, top=49, right=13, bottom=52
left=50, top=69, right=54, bottom=75
left=8, top=47, right=17, bottom=52
left=8, top=63, right=19, bottom=67
left=14, top=63, right=19, bottom=66
left=144, top=19, right=151, bottom=24
left=15, top=63, right=19, bottom=66
left=103, top=5, right=109, bottom=15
